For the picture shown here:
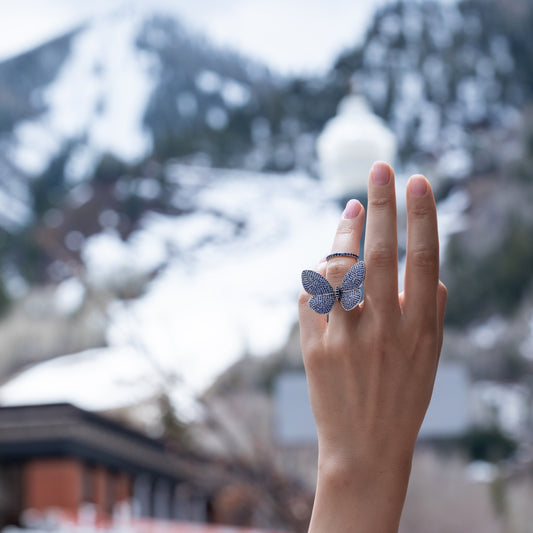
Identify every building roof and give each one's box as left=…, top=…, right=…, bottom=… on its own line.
left=0, top=403, right=185, bottom=482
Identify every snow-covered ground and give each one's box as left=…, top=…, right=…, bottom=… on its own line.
left=0, top=165, right=470, bottom=417
left=0, top=168, right=339, bottom=415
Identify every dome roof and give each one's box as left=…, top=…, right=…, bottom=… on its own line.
left=317, top=95, right=397, bottom=197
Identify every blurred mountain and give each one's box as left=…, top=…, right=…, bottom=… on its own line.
left=324, top=0, right=533, bottom=333
left=0, top=0, right=533, bottom=402
left=0, top=5, right=315, bottom=290
left=0, top=8, right=280, bottom=174
left=328, top=0, right=532, bottom=177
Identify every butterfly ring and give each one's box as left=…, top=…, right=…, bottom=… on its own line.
left=301, top=261, right=365, bottom=315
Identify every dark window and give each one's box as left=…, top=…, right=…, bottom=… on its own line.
left=0, top=462, right=23, bottom=527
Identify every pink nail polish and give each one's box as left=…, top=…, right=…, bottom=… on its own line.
left=343, top=199, right=362, bottom=219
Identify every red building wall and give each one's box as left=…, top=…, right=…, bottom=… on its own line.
left=22, top=458, right=134, bottom=522
left=23, top=458, right=83, bottom=513
left=93, top=465, right=107, bottom=517
left=116, top=472, right=132, bottom=502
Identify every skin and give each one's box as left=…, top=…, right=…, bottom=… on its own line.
left=298, top=162, right=447, bottom=533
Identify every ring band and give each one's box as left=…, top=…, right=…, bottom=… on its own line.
left=326, top=252, right=359, bottom=261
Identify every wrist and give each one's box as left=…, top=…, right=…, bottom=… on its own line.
left=317, top=436, right=415, bottom=480
left=317, top=448, right=413, bottom=494
left=309, top=452, right=413, bottom=533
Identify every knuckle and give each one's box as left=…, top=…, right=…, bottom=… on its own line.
left=411, top=246, right=439, bottom=270
left=374, top=317, right=398, bottom=343
left=327, top=336, right=347, bottom=357
left=303, top=344, right=327, bottom=370
left=336, top=219, right=356, bottom=236
left=324, top=341, right=352, bottom=365
left=409, top=203, right=434, bottom=219
left=417, top=329, right=438, bottom=351
left=298, top=290, right=310, bottom=307
left=368, top=194, right=394, bottom=211
left=327, top=260, right=350, bottom=282
left=367, top=243, right=397, bottom=268
left=367, top=329, right=395, bottom=361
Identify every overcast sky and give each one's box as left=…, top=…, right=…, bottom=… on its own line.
left=0, top=0, right=388, bottom=74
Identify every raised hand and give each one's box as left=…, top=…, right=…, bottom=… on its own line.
left=299, top=162, right=447, bottom=533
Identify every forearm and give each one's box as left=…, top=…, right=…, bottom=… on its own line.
left=308, top=449, right=413, bottom=532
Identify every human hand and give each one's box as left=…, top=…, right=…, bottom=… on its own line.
left=299, top=162, right=447, bottom=532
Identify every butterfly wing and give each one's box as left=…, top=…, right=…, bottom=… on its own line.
left=309, top=294, right=336, bottom=314
left=302, top=269, right=334, bottom=295
left=302, top=270, right=335, bottom=314
left=340, top=288, right=363, bottom=311
left=340, top=262, right=365, bottom=311
left=341, top=262, right=365, bottom=292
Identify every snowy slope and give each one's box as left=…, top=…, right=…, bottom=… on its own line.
left=7, top=8, right=158, bottom=178
left=0, top=167, right=339, bottom=414
left=2, top=3, right=275, bottom=184
left=334, top=0, right=524, bottom=177
left=0, top=165, right=469, bottom=415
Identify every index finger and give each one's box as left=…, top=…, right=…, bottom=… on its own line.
left=403, top=175, right=439, bottom=322
left=326, top=199, right=365, bottom=326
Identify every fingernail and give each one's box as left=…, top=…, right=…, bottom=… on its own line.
left=320, top=256, right=327, bottom=263
left=371, top=162, right=390, bottom=186
left=410, top=175, right=428, bottom=197
left=342, top=199, right=362, bottom=219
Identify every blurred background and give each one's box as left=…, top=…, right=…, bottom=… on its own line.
left=0, top=0, right=533, bottom=531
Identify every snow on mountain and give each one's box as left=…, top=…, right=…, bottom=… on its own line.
left=0, top=2, right=285, bottom=243
left=2, top=0, right=528, bottom=188
left=0, top=156, right=33, bottom=231
left=435, top=187, right=469, bottom=254
left=8, top=8, right=158, bottom=178
left=0, top=167, right=340, bottom=414
left=0, top=162, right=471, bottom=415
left=0, top=0, right=525, bottom=422
left=335, top=0, right=525, bottom=176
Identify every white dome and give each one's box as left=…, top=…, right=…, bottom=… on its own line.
left=317, top=95, right=397, bottom=197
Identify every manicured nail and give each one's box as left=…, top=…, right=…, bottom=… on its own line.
left=371, top=162, right=390, bottom=186
left=410, top=175, right=428, bottom=197
left=342, top=199, right=362, bottom=219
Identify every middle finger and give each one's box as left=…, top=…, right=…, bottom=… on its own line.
left=364, top=162, right=399, bottom=312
